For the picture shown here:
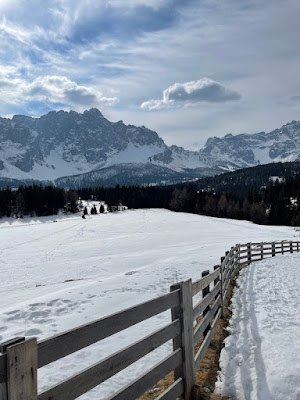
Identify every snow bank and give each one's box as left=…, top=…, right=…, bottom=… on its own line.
left=216, top=253, right=300, bottom=400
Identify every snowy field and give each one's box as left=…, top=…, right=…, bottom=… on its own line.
left=0, top=208, right=298, bottom=398
left=216, top=253, right=300, bottom=400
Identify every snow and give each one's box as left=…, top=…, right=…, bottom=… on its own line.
left=30, top=146, right=94, bottom=181
left=215, top=253, right=300, bottom=400
left=103, top=143, right=164, bottom=167
left=0, top=209, right=298, bottom=398
left=269, top=176, right=284, bottom=183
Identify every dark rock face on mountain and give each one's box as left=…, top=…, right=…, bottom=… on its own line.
left=0, top=108, right=299, bottom=187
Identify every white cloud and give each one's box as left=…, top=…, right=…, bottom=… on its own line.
left=0, top=72, right=119, bottom=108
left=141, top=78, right=241, bottom=110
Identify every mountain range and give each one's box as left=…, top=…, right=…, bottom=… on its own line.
left=0, top=108, right=299, bottom=187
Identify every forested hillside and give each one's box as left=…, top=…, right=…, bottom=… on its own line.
left=1, top=164, right=300, bottom=226
left=186, top=162, right=300, bottom=193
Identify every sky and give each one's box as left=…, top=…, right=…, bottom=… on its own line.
left=0, top=0, right=299, bottom=149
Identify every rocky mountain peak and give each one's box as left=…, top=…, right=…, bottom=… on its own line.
left=0, top=109, right=299, bottom=186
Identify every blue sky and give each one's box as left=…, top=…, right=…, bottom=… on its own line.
left=0, top=0, right=299, bottom=148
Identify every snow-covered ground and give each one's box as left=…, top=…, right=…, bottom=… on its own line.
left=216, top=253, right=300, bottom=400
left=0, top=208, right=298, bottom=398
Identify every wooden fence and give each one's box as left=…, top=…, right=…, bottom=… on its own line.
left=0, top=240, right=299, bottom=400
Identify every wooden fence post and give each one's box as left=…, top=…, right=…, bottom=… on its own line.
left=272, top=242, right=275, bottom=257
left=202, top=271, right=210, bottom=337
left=0, top=338, right=26, bottom=400
left=170, top=283, right=182, bottom=383
left=220, top=256, right=225, bottom=317
left=297, top=242, right=299, bottom=252
left=281, top=241, right=284, bottom=255
left=0, top=372, right=6, bottom=400
left=247, top=243, right=252, bottom=263
left=214, top=265, right=220, bottom=300
left=171, top=280, right=195, bottom=400
left=290, top=241, right=293, bottom=253
left=260, top=242, right=264, bottom=259
left=7, top=338, right=38, bottom=400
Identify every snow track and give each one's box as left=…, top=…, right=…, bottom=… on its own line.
left=216, top=254, right=300, bottom=400
left=0, top=209, right=298, bottom=399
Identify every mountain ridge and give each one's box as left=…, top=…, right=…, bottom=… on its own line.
left=0, top=108, right=299, bottom=187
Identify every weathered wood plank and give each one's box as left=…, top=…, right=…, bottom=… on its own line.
left=0, top=356, right=7, bottom=400
left=194, top=308, right=222, bottom=372
left=170, top=283, right=182, bottom=382
left=181, top=279, right=195, bottom=400
left=192, top=268, right=220, bottom=296
left=194, top=296, right=221, bottom=346
left=7, top=339, right=37, bottom=400
left=250, top=250, right=265, bottom=256
left=220, top=259, right=224, bottom=316
left=38, top=289, right=180, bottom=368
left=0, top=337, right=26, bottom=400
left=240, top=242, right=267, bottom=247
left=106, top=349, right=182, bottom=400
left=0, top=380, right=6, bottom=400
left=0, top=354, right=6, bottom=379
left=155, top=378, right=184, bottom=400
left=222, top=263, right=231, bottom=285
left=272, top=242, right=275, bottom=257
left=247, top=242, right=252, bottom=263
left=223, top=267, right=232, bottom=293
left=202, top=271, right=211, bottom=338
left=193, top=282, right=220, bottom=321
left=239, top=248, right=249, bottom=254
left=259, top=251, right=273, bottom=256
left=38, top=320, right=180, bottom=400
left=214, top=265, right=220, bottom=300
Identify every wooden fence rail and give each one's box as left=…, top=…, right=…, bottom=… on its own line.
left=0, top=240, right=299, bottom=400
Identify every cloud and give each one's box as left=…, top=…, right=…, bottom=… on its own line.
left=0, top=72, right=119, bottom=109
left=141, top=78, right=241, bottom=110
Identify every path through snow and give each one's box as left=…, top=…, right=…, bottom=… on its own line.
left=216, top=253, right=300, bottom=400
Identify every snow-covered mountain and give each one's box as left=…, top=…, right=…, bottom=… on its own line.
left=201, top=120, right=300, bottom=170
left=0, top=108, right=299, bottom=186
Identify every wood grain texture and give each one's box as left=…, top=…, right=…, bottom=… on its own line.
left=7, top=339, right=37, bottom=400
left=192, top=268, right=220, bottom=296
left=193, top=282, right=220, bottom=321
left=170, top=283, right=182, bottom=382
left=181, top=279, right=195, bottom=400
left=0, top=355, right=6, bottom=381
left=38, top=320, right=180, bottom=400
left=38, top=289, right=180, bottom=368
left=193, top=296, right=221, bottom=346
left=106, top=349, right=182, bottom=400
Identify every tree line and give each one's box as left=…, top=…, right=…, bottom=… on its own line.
left=0, top=177, right=300, bottom=226
left=0, top=185, right=77, bottom=218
